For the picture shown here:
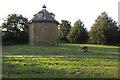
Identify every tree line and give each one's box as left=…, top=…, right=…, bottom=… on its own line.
left=1, top=12, right=120, bottom=45
left=59, top=12, right=120, bottom=45
left=1, top=14, right=29, bottom=45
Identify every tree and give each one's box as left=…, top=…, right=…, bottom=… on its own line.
left=58, top=20, right=71, bottom=42
left=117, top=25, right=120, bottom=45
left=1, top=14, right=29, bottom=44
left=89, top=12, right=118, bottom=45
left=67, top=19, right=88, bottom=43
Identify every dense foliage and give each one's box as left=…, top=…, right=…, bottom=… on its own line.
left=89, top=12, right=118, bottom=45
left=58, top=20, right=71, bottom=42
left=117, top=25, right=120, bottom=45
left=1, top=14, right=29, bottom=45
left=67, top=19, right=88, bottom=43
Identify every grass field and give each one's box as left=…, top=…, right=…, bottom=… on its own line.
left=2, top=43, right=119, bottom=56
left=2, top=43, right=119, bottom=78
left=2, top=56, right=119, bottom=78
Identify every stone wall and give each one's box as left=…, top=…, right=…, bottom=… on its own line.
left=29, top=22, right=58, bottom=46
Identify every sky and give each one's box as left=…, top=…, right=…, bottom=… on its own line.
left=0, top=0, right=119, bottom=30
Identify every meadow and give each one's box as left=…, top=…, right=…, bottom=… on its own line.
left=2, top=56, right=118, bottom=78
left=2, top=43, right=119, bottom=78
left=2, top=43, right=119, bottom=56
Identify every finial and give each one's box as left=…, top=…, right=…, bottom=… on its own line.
left=42, top=4, right=46, bottom=9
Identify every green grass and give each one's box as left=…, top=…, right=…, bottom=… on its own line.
left=2, top=43, right=119, bottom=78
left=2, top=43, right=119, bottom=56
left=2, top=56, right=119, bottom=78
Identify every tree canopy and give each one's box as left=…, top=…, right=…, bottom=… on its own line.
left=58, top=20, right=71, bottom=42
left=67, top=19, right=88, bottom=43
left=89, top=12, right=118, bottom=45
left=2, top=14, right=28, bottom=32
left=2, top=14, right=29, bottom=44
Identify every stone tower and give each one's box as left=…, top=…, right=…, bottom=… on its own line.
left=29, top=5, right=59, bottom=46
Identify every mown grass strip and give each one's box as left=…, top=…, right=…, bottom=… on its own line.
left=2, top=56, right=119, bottom=78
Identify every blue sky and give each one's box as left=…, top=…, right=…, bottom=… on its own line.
left=0, top=0, right=119, bottom=30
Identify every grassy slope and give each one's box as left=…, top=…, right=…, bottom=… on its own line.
left=2, top=43, right=119, bottom=56
left=2, top=56, right=118, bottom=78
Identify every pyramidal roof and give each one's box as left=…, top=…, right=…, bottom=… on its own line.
left=29, top=5, right=59, bottom=24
